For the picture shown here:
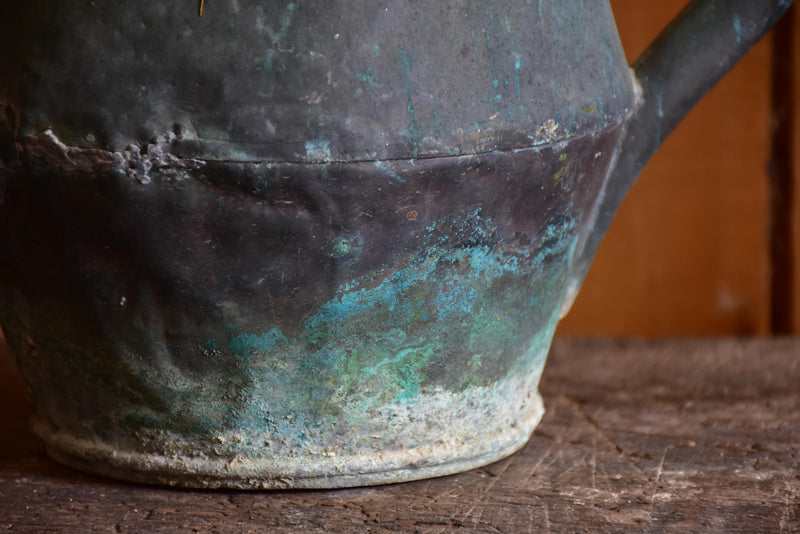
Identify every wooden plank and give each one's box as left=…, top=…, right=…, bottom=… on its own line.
left=2, top=336, right=799, bottom=532
left=793, top=5, right=800, bottom=335
left=559, top=0, right=773, bottom=336
left=770, top=4, right=797, bottom=334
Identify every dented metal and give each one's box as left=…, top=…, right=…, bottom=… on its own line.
left=0, top=0, right=791, bottom=488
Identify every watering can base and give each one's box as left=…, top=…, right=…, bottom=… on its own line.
left=32, top=392, right=543, bottom=489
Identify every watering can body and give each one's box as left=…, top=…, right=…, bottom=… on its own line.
left=0, top=1, right=790, bottom=488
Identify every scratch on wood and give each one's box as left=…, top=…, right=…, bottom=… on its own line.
left=543, top=503, right=551, bottom=531
left=199, top=0, right=205, bottom=16
left=592, top=432, right=597, bottom=490
left=650, top=445, right=673, bottom=506
left=453, top=458, right=513, bottom=525
left=779, top=480, right=795, bottom=533
left=420, top=479, right=433, bottom=500
left=525, top=438, right=560, bottom=482
left=561, top=394, right=646, bottom=476
left=426, top=484, right=459, bottom=504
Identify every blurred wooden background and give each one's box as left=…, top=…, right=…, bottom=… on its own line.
left=558, top=0, right=799, bottom=337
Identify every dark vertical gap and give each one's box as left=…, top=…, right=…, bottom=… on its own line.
left=769, top=6, right=796, bottom=335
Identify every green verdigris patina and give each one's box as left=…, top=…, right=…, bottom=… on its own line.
left=1, top=0, right=787, bottom=488
left=0, top=128, right=617, bottom=487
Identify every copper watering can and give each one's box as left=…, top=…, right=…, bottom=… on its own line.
left=0, top=0, right=791, bottom=488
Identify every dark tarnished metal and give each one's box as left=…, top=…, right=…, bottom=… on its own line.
left=0, top=2, right=633, bottom=161
left=0, top=0, right=791, bottom=488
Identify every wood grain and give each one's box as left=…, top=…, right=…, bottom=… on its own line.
left=2, top=336, right=799, bottom=533
left=792, top=5, right=800, bottom=334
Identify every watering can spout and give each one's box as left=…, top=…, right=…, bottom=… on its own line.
left=561, top=0, right=794, bottom=317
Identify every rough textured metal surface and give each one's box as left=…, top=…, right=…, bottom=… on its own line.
left=0, top=1, right=633, bottom=161
left=0, top=0, right=790, bottom=488
left=0, top=122, right=622, bottom=488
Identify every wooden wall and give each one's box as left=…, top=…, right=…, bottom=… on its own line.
left=559, top=1, right=796, bottom=337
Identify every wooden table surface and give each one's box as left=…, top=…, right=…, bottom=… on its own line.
left=1, top=337, right=799, bottom=533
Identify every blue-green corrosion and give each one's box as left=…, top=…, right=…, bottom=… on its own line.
left=466, top=1, right=532, bottom=123
left=228, top=328, right=288, bottom=361
left=373, top=161, right=406, bottom=183
left=305, top=138, right=331, bottom=160
left=24, top=206, right=579, bottom=444
left=733, top=14, right=742, bottom=44
left=257, top=2, right=299, bottom=84
left=399, top=48, right=421, bottom=158
left=182, top=209, right=579, bottom=437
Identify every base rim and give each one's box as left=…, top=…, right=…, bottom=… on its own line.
left=34, top=393, right=544, bottom=489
